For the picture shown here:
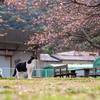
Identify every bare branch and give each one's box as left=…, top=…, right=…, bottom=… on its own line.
left=70, top=0, right=100, bottom=7
left=82, top=29, right=100, bottom=49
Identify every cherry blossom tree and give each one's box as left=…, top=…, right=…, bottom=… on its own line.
left=0, top=0, right=100, bottom=52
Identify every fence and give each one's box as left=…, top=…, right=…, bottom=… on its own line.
left=0, top=68, right=54, bottom=78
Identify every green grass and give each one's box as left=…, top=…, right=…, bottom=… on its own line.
left=0, top=77, right=100, bottom=100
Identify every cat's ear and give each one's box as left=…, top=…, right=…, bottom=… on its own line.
left=31, top=56, right=33, bottom=58
left=31, top=55, right=36, bottom=58
left=34, top=55, right=37, bottom=57
left=34, top=55, right=38, bottom=59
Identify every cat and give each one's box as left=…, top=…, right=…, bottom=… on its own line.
left=12, top=56, right=38, bottom=79
left=0, top=68, right=3, bottom=77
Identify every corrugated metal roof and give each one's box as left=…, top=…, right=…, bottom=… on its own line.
left=51, top=55, right=98, bottom=61
left=56, top=50, right=99, bottom=56
left=40, top=54, right=60, bottom=61
left=68, top=64, right=93, bottom=70
left=43, top=64, right=93, bottom=70
left=0, top=28, right=35, bottom=44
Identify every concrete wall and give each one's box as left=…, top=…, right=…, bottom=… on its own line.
left=12, top=50, right=40, bottom=69
left=0, top=43, right=40, bottom=69
left=12, top=51, right=33, bottom=68
left=0, top=56, right=10, bottom=68
left=40, top=61, right=62, bottom=69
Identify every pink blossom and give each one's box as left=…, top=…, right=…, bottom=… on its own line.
left=60, top=2, right=63, bottom=5
left=0, top=19, right=2, bottom=22
left=22, top=30, right=25, bottom=32
left=59, top=6, right=62, bottom=10
left=8, top=3, right=10, bottom=5
left=45, top=2, right=48, bottom=5
left=18, top=3, right=21, bottom=5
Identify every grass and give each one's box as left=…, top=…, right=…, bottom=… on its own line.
left=0, top=77, right=100, bottom=100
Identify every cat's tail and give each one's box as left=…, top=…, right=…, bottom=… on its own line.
left=12, top=68, right=16, bottom=77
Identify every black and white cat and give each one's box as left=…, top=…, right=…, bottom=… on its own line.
left=12, top=56, right=38, bottom=79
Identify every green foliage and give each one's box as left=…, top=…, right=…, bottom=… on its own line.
left=43, top=45, right=54, bottom=55
left=77, top=35, right=100, bottom=50
left=92, top=36, right=100, bottom=45
left=1, top=12, right=12, bottom=20
left=29, top=9, right=37, bottom=14
left=9, top=16, right=18, bottom=22
left=0, top=90, right=13, bottom=94
left=0, top=5, right=46, bottom=30
left=43, top=50, right=53, bottom=55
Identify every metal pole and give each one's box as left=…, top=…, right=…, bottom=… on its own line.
left=45, top=69, right=47, bottom=78
left=35, top=50, right=36, bottom=55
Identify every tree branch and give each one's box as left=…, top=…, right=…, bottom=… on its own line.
left=0, top=0, right=8, bottom=7
left=82, top=29, right=100, bottom=49
left=70, top=0, right=100, bottom=7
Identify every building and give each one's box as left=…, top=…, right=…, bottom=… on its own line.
left=40, top=51, right=99, bottom=68
left=52, top=50, right=99, bottom=64
left=0, top=28, right=40, bottom=77
left=40, top=54, right=61, bottom=69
